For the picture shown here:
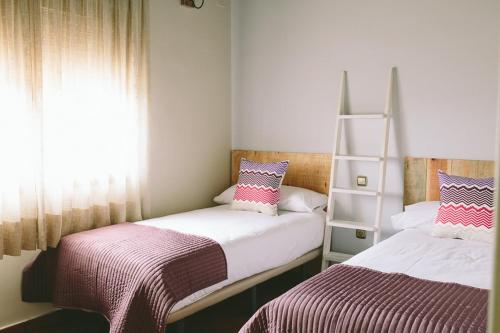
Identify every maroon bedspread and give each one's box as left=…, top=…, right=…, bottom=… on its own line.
left=240, top=265, right=488, bottom=333
left=22, top=223, right=227, bottom=333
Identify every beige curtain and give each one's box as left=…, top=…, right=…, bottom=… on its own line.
left=0, top=0, right=148, bottom=258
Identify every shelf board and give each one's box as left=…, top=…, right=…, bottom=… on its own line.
left=338, top=114, right=386, bottom=120
left=334, top=155, right=382, bottom=162
left=324, top=251, right=354, bottom=263
left=330, top=187, right=379, bottom=196
left=327, top=219, right=377, bottom=232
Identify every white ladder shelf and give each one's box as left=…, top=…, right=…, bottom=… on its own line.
left=321, top=67, right=395, bottom=270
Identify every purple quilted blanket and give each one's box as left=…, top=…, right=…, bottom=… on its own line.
left=22, top=223, right=227, bottom=333
left=240, top=264, right=488, bottom=333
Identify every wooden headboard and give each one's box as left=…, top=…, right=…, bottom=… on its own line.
left=231, top=150, right=331, bottom=195
left=404, top=157, right=495, bottom=206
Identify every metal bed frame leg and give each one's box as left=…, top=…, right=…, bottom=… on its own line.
left=250, top=286, right=258, bottom=313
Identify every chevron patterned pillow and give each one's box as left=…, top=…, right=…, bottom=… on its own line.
left=432, top=170, right=494, bottom=242
left=231, top=158, right=289, bottom=216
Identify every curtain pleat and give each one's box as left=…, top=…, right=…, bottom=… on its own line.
left=0, top=0, right=148, bottom=259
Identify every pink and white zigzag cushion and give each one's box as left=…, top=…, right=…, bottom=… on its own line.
left=231, top=158, right=289, bottom=216
left=432, top=170, right=495, bottom=243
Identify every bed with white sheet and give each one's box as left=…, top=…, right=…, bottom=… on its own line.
left=240, top=226, right=493, bottom=333
left=346, top=228, right=493, bottom=289
left=138, top=204, right=325, bottom=312
left=240, top=204, right=494, bottom=333
left=22, top=150, right=332, bottom=332
left=240, top=156, right=495, bottom=333
left=155, top=149, right=333, bottom=324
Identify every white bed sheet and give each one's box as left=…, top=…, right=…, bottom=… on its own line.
left=137, top=204, right=325, bottom=311
left=345, top=228, right=493, bottom=289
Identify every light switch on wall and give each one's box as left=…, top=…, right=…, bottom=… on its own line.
left=356, top=229, right=367, bottom=239
left=356, top=175, right=367, bottom=187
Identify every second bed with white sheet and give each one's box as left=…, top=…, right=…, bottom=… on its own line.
left=346, top=228, right=493, bottom=289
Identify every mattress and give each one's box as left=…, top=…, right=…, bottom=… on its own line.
left=137, top=204, right=325, bottom=311
left=345, top=228, right=493, bottom=289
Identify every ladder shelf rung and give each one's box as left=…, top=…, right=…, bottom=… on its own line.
left=324, top=251, right=354, bottom=263
left=330, top=187, right=379, bottom=196
left=338, top=114, right=386, bottom=120
left=327, top=219, right=377, bottom=232
left=335, top=155, right=382, bottom=162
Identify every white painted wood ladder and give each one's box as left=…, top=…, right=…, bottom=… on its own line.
left=321, top=67, right=395, bottom=270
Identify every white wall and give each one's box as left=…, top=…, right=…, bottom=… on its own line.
left=0, top=0, right=231, bottom=329
left=149, top=0, right=231, bottom=217
left=232, top=0, right=500, bottom=253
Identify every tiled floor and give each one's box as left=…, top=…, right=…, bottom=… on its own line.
left=6, top=260, right=320, bottom=333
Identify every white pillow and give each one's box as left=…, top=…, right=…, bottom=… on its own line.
left=213, top=184, right=237, bottom=205
left=391, top=201, right=440, bottom=232
left=279, top=185, right=328, bottom=213
left=214, top=185, right=327, bottom=213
